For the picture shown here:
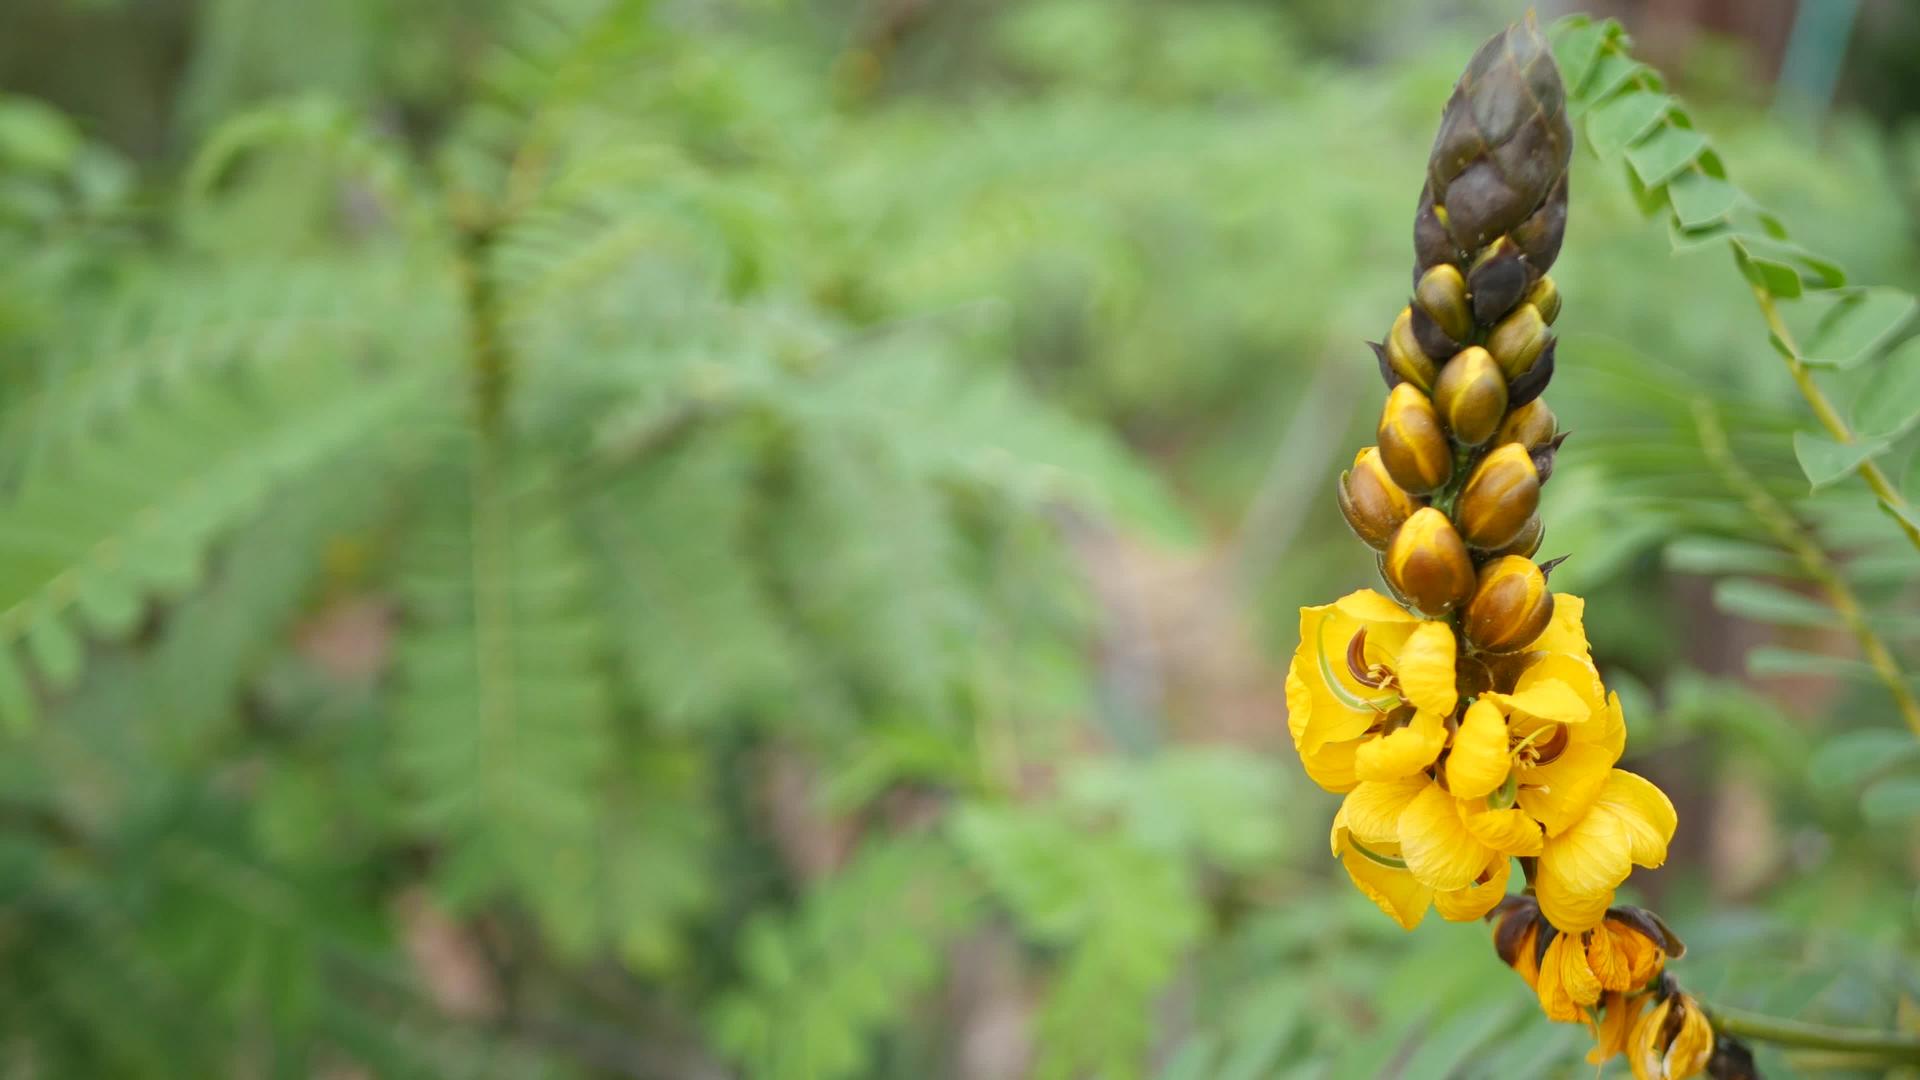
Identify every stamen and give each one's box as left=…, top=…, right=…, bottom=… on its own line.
left=1533, top=724, right=1569, bottom=765
left=1346, top=629, right=1386, bottom=687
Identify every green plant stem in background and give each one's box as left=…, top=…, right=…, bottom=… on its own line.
left=1745, top=284, right=1920, bottom=553
left=458, top=220, right=510, bottom=436
left=1704, top=1001, right=1920, bottom=1061
left=1694, top=402, right=1920, bottom=736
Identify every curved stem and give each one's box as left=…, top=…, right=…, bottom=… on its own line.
left=1747, top=284, right=1920, bottom=554
left=1705, top=1001, right=1920, bottom=1061
left=1694, top=401, right=1920, bottom=737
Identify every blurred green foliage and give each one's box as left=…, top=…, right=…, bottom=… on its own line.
left=0, top=1, right=1916, bottom=1077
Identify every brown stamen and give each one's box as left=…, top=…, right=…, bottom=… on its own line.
left=1346, top=629, right=1386, bottom=687
left=1532, top=724, right=1569, bottom=765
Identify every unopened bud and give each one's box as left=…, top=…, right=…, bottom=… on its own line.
left=1454, top=443, right=1540, bottom=549
left=1377, top=384, right=1453, bottom=494
left=1385, top=508, right=1476, bottom=617
left=1510, top=174, right=1568, bottom=272
left=1415, top=264, right=1473, bottom=343
left=1525, top=275, right=1561, bottom=325
left=1505, top=338, right=1556, bottom=408
left=1432, top=346, right=1508, bottom=446
left=1338, top=447, right=1421, bottom=550
left=1481, top=514, right=1544, bottom=559
left=1468, top=237, right=1529, bottom=325
left=1413, top=182, right=1459, bottom=276
left=1464, top=556, right=1555, bottom=652
left=1488, top=303, right=1549, bottom=379
left=1410, top=302, right=1461, bottom=363
left=1386, top=307, right=1437, bottom=391
left=1495, top=399, right=1557, bottom=450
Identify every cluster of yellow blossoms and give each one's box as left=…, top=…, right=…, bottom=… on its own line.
left=1280, top=17, right=1725, bottom=1078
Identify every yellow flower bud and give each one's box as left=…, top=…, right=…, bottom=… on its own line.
left=1386, top=307, right=1437, bottom=391
left=1432, top=346, right=1508, bottom=446
left=1464, top=555, right=1555, bottom=652
left=1488, top=302, right=1549, bottom=379
left=1454, top=443, right=1540, bottom=549
left=1482, top=513, right=1544, bottom=559
left=1377, top=384, right=1453, bottom=495
left=1525, top=275, right=1561, bottom=325
left=1384, top=507, right=1475, bottom=616
left=1415, top=264, right=1473, bottom=343
left=1337, top=447, right=1421, bottom=550
left=1495, top=398, right=1557, bottom=451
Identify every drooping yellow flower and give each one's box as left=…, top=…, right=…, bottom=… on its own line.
left=1629, top=992, right=1714, bottom=1080
left=1535, top=771, right=1677, bottom=932
left=1587, top=991, right=1651, bottom=1066
left=1331, top=778, right=1517, bottom=928
left=1285, top=590, right=1459, bottom=792
left=1536, top=929, right=1602, bottom=1023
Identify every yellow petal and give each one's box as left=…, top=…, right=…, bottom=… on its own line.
left=1446, top=699, right=1511, bottom=799
left=1486, top=678, right=1589, bottom=727
left=1341, top=778, right=1427, bottom=846
left=1333, top=589, right=1420, bottom=624
left=1434, top=854, right=1509, bottom=921
left=1354, top=710, right=1447, bottom=781
left=1594, top=770, right=1677, bottom=869
left=1629, top=996, right=1673, bottom=1080
left=1517, top=653, right=1605, bottom=714
left=1536, top=930, right=1602, bottom=1023
left=1292, top=609, right=1392, bottom=753
left=1458, top=801, right=1543, bottom=856
left=1666, top=995, right=1715, bottom=1079
left=1395, top=621, right=1458, bottom=716
left=1329, top=803, right=1349, bottom=857
left=1338, top=842, right=1432, bottom=931
left=1586, top=922, right=1632, bottom=992
left=1397, top=781, right=1494, bottom=891
left=1530, top=592, right=1591, bottom=661
left=1587, top=991, right=1648, bottom=1066
left=1536, top=806, right=1632, bottom=932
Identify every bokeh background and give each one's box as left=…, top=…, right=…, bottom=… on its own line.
left=1, top=0, right=1917, bottom=1077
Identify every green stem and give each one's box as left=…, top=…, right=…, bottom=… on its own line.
left=1693, top=401, right=1920, bottom=738
left=1746, top=283, right=1920, bottom=554
left=457, top=221, right=509, bottom=437
left=1705, top=1002, right=1920, bottom=1061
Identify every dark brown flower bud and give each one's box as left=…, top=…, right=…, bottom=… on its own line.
left=1487, top=303, right=1549, bottom=379
left=1454, top=443, right=1540, bottom=549
left=1413, top=181, right=1460, bottom=277
left=1505, top=338, right=1555, bottom=408
left=1464, top=555, right=1555, bottom=652
left=1384, top=508, right=1476, bottom=617
left=1495, top=399, right=1556, bottom=450
left=1426, top=19, right=1571, bottom=251
left=1524, top=275, right=1561, bottom=325
left=1481, top=514, right=1543, bottom=559
left=1415, top=264, right=1473, bottom=343
left=1432, top=346, right=1507, bottom=446
left=1509, top=173, right=1568, bottom=271
left=1530, top=431, right=1568, bottom=486
left=1377, top=383, right=1453, bottom=494
left=1386, top=307, right=1437, bottom=391
left=1409, top=303, right=1460, bottom=363
left=1468, top=238, right=1530, bottom=325
left=1338, top=447, right=1421, bottom=550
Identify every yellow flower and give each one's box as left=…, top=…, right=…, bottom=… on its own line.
left=1491, top=895, right=1543, bottom=989
left=1329, top=793, right=1431, bottom=930
left=1286, top=591, right=1459, bottom=792
left=1629, top=992, right=1714, bottom=1080
left=1535, top=929, right=1602, bottom=1023
left=1330, top=778, right=1516, bottom=929
left=1587, top=990, right=1651, bottom=1066
left=1535, top=771, right=1678, bottom=932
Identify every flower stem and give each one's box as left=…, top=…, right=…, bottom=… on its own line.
left=1704, top=1001, right=1920, bottom=1061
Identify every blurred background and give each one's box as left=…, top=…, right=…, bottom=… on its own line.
left=0, top=0, right=1917, bottom=1076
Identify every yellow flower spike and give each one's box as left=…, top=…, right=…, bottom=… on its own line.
left=1434, top=854, right=1509, bottom=921
left=1394, top=621, right=1459, bottom=716
left=1397, top=781, right=1496, bottom=891
left=1588, top=991, right=1650, bottom=1066
left=1629, top=993, right=1714, bottom=1080
left=1536, top=930, right=1603, bottom=1023
left=1446, top=698, right=1510, bottom=798
left=1535, top=771, right=1679, bottom=933
left=1458, top=800, right=1543, bottom=856
left=1354, top=709, right=1448, bottom=781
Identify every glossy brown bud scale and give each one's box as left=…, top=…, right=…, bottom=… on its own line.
left=1464, top=556, right=1555, bottom=652
left=1385, top=508, right=1476, bottom=617
left=1481, top=514, right=1544, bottom=559
left=1454, top=443, right=1540, bottom=549
left=1377, top=384, right=1453, bottom=494
left=1468, top=238, right=1530, bottom=325
left=1338, top=447, right=1421, bottom=550
left=1495, top=399, right=1556, bottom=451
left=1432, top=346, right=1508, bottom=446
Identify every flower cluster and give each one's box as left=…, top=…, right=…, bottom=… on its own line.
left=1282, top=17, right=1701, bottom=1075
